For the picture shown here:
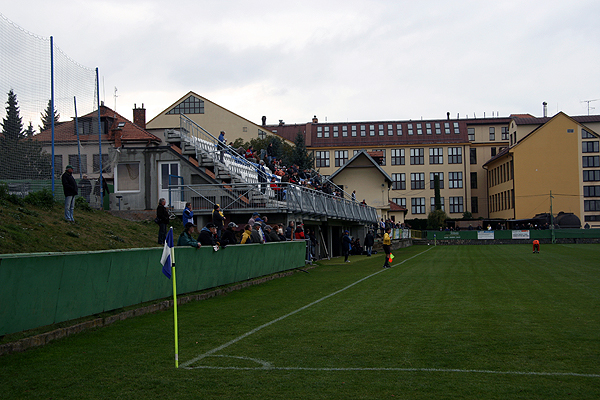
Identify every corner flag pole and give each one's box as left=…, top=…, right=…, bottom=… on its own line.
left=170, top=227, right=180, bottom=368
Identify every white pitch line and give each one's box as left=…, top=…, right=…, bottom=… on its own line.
left=180, top=247, right=433, bottom=369
left=188, top=363, right=600, bottom=379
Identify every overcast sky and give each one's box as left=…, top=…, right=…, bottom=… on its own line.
left=2, top=0, right=600, bottom=128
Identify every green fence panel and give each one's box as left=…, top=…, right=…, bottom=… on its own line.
left=55, top=252, right=112, bottom=324
left=0, top=241, right=306, bottom=336
left=0, top=256, right=62, bottom=334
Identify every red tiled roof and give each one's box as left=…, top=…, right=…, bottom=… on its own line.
left=33, top=105, right=161, bottom=144
left=389, top=201, right=407, bottom=212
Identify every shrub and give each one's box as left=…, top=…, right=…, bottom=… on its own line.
left=25, top=189, right=54, bottom=209
left=75, top=196, right=93, bottom=211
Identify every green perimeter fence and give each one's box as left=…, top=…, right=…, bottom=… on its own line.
left=0, top=241, right=305, bottom=336
left=423, top=228, right=600, bottom=241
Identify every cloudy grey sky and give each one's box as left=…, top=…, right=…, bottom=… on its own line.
left=2, top=0, right=600, bottom=128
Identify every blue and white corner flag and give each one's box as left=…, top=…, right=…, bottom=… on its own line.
left=161, top=228, right=174, bottom=279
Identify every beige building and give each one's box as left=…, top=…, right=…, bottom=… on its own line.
left=268, top=116, right=512, bottom=220
left=484, top=112, right=600, bottom=227
left=145, top=91, right=283, bottom=145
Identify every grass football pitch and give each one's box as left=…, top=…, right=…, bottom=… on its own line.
left=1, top=244, right=599, bottom=399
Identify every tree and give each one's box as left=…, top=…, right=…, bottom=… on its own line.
left=39, top=100, right=60, bottom=132
left=25, top=122, right=35, bottom=137
left=0, top=90, right=52, bottom=179
left=427, top=175, right=447, bottom=229
left=1, top=89, right=24, bottom=141
left=290, top=130, right=314, bottom=170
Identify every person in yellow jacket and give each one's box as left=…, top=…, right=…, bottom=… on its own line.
left=382, top=227, right=392, bottom=268
left=241, top=224, right=253, bottom=244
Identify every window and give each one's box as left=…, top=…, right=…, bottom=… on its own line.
left=489, top=127, right=495, bottom=141
left=315, top=151, right=330, bottom=168
left=351, top=125, right=357, bottom=137
left=379, top=124, right=384, bottom=136
left=470, top=148, right=477, bottom=164
left=317, top=127, right=323, bottom=138
left=583, top=156, right=600, bottom=168
left=582, top=129, right=595, bottom=139
left=167, top=95, right=204, bottom=114
left=93, top=154, right=110, bottom=173
left=435, top=123, right=441, bottom=134
left=426, top=123, right=432, bottom=135
left=583, top=170, right=600, bottom=181
left=391, top=149, right=405, bottom=165
left=392, top=173, right=406, bottom=190
left=584, top=186, right=600, bottom=197
left=54, top=155, right=63, bottom=176
left=583, top=141, right=599, bottom=153
left=396, top=124, right=403, bottom=136
left=411, top=173, right=425, bottom=190
left=342, top=126, right=348, bottom=137
left=324, top=126, right=330, bottom=138
left=333, top=126, right=338, bottom=138
left=584, top=200, right=600, bottom=211
left=408, top=124, right=413, bottom=135
left=449, top=197, right=464, bottom=213
left=471, top=172, right=477, bottom=189
left=454, top=122, right=460, bottom=134
left=243, top=127, right=248, bottom=132
left=411, top=197, right=426, bottom=214
left=430, top=172, right=444, bottom=189
left=445, top=122, right=451, bottom=134
left=369, top=125, right=375, bottom=136
left=471, top=197, right=478, bottom=214
left=501, top=126, right=509, bottom=140
left=429, top=148, right=443, bottom=164
left=430, top=197, right=445, bottom=212
left=68, top=154, right=87, bottom=174
left=468, top=127, right=475, bottom=141
left=417, top=123, right=423, bottom=135
left=361, top=125, right=366, bottom=137
left=116, top=163, right=140, bottom=192
left=373, top=149, right=386, bottom=165
left=491, top=147, right=497, bottom=157
left=448, top=147, right=462, bottom=164
left=334, top=150, right=348, bottom=167
left=387, top=124, right=393, bottom=136
left=410, top=148, right=424, bottom=165
left=392, top=198, right=406, bottom=208
left=449, top=172, right=463, bottom=188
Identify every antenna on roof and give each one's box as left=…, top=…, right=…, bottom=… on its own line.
left=581, top=99, right=599, bottom=115
left=114, top=87, right=118, bottom=111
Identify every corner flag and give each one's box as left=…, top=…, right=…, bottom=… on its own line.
left=160, top=228, right=174, bottom=279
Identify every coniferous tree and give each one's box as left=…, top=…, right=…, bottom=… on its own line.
left=1, top=89, right=24, bottom=141
left=291, top=131, right=314, bottom=170
left=0, top=90, right=51, bottom=179
left=39, top=100, right=60, bottom=132
left=25, top=122, right=35, bottom=137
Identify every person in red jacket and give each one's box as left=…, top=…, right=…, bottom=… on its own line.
left=294, top=224, right=305, bottom=240
left=532, top=239, right=540, bottom=253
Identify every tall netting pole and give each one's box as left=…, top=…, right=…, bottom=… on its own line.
left=50, top=35, right=55, bottom=196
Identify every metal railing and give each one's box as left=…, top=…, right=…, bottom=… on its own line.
left=176, top=115, right=275, bottom=184
left=166, top=181, right=378, bottom=223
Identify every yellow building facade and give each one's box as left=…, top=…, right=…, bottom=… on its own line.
left=485, top=112, right=600, bottom=226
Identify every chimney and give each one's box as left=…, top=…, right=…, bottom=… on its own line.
left=261, top=116, right=266, bottom=126
left=312, top=115, right=318, bottom=123
left=447, top=112, right=450, bottom=120
left=542, top=102, right=548, bottom=118
left=133, top=103, right=146, bottom=129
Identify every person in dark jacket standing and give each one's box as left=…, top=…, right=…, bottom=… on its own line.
left=156, top=198, right=170, bottom=244
left=220, top=222, right=239, bottom=246
left=198, top=223, right=219, bottom=247
left=62, top=165, right=78, bottom=222
left=342, top=230, right=352, bottom=263
left=212, top=204, right=226, bottom=240
left=364, top=230, right=375, bottom=256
